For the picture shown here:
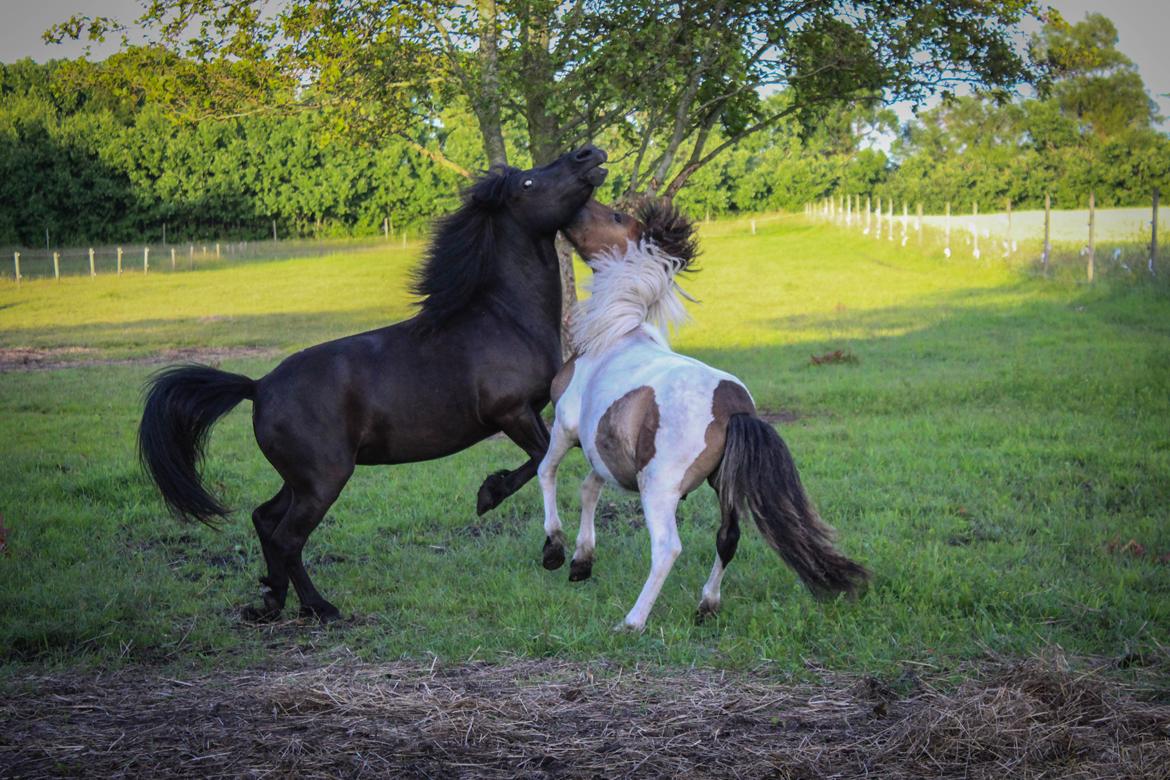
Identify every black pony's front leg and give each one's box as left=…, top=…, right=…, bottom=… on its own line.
left=476, top=406, right=550, bottom=515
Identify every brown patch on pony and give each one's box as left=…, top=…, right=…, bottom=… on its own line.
left=550, top=355, right=577, bottom=404
left=595, top=386, right=659, bottom=490
left=679, top=380, right=756, bottom=496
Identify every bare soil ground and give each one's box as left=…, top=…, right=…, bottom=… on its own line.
left=2, top=656, right=1167, bottom=779
left=0, top=346, right=281, bottom=372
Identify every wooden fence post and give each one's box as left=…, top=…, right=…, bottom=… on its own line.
left=1006, top=198, right=1013, bottom=256
left=88, top=247, right=95, bottom=277
left=901, top=202, right=908, bottom=245
left=144, top=246, right=150, bottom=275
left=1087, top=191, right=1095, bottom=283
left=845, top=196, right=852, bottom=227
left=875, top=196, right=882, bottom=238
left=944, top=201, right=951, bottom=257
left=972, top=201, right=979, bottom=259
left=13, top=252, right=20, bottom=286
left=1151, top=187, right=1160, bottom=276
left=750, top=219, right=756, bottom=235
left=916, top=202, right=923, bottom=245
left=117, top=247, right=123, bottom=276
left=171, top=247, right=176, bottom=269
left=272, top=220, right=278, bottom=242
left=887, top=200, right=893, bottom=240
left=1042, top=193, right=1051, bottom=274
left=53, top=252, right=60, bottom=281
left=216, top=243, right=221, bottom=258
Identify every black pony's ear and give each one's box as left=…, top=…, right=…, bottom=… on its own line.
left=636, top=199, right=698, bottom=272
left=465, top=165, right=517, bottom=209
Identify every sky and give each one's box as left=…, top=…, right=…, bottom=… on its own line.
left=1, top=0, right=1167, bottom=129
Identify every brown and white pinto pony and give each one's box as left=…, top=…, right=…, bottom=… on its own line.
left=539, top=200, right=869, bottom=631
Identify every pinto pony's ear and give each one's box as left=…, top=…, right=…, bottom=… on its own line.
left=465, top=165, right=517, bottom=209
left=637, top=199, right=698, bottom=273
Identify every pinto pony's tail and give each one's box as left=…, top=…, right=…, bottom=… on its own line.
left=138, top=364, right=256, bottom=526
left=716, top=414, right=869, bottom=597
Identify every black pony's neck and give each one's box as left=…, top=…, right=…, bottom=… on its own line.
left=411, top=199, right=563, bottom=337
left=488, top=219, right=563, bottom=333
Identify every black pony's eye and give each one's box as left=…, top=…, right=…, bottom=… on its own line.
left=613, top=213, right=623, bottom=223
left=522, top=179, right=534, bottom=189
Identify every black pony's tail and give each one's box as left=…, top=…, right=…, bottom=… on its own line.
left=716, top=414, right=869, bottom=597
left=137, top=364, right=256, bottom=526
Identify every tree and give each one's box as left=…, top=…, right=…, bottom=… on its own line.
left=1030, top=12, right=1159, bottom=138
left=50, top=1, right=1042, bottom=187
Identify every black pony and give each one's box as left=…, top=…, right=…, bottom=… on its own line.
left=138, top=146, right=608, bottom=621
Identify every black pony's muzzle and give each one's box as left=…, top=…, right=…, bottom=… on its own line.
left=573, top=145, right=608, bottom=186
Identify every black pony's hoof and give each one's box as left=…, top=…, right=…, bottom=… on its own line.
left=476, top=470, right=510, bottom=516
left=240, top=603, right=283, bottom=623
left=542, top=532, right=566, bottom=570
left=299, top=602, right=342, bottom=623
left=568, top=557, right=593, bottom=581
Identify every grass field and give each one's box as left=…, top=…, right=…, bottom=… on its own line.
left=1, top=214, right=1168, bottom=682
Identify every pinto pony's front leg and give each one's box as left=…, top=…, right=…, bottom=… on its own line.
left=537, top=422, right=577, bottom=570
left=569, top=470, right=604, bottom=581
left=620, top=485, right=682, bottom=631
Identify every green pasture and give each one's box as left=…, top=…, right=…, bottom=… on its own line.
left=1, top=215, right=1168, bottom=679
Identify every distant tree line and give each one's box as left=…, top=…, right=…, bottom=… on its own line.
left=1, top=12, right=1166, bottom=247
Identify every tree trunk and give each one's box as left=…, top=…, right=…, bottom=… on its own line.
left=521, top=10, right=559, bottom=167
left=519, top=6, right=576, bottom=358
left=556, top=232, right=577, bottom=361
left=476, top=0, right=508, bottom=167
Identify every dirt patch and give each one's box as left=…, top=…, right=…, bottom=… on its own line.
left=2, top=656, right=1165, bottom=778
left=0, top=346, right=281, bottom=372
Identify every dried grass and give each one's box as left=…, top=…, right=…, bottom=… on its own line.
left=2, top=656, right=1167, bottom=778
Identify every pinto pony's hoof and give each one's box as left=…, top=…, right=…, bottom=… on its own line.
left=476, top=470, right=510, bottom=516
left=612, top=620, right=644, bottom=634
left=299, top=602, right=342, bottom=623
left=695, top=600, right=720, bottom=624
left=542, top=531, right=566, bottom=570
left=569, top=557, right=593, bottom=581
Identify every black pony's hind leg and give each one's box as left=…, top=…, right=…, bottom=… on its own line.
left=270, top=471, right=351, bottom=623
left=242, top=486, right=293, bottom=622
left=476, top=405, right=551, bottom=515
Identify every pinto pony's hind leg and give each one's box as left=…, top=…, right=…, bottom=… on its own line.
left=620, top=486, right=682, bottom=631
left=570, top=470, right=604, bottom=581
left=697, top=497, right=740, bottom=622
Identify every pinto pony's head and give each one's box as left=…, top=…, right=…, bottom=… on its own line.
left=565, top=199, right=700, bottom=356
left=564, top=199, right=697, bottom=273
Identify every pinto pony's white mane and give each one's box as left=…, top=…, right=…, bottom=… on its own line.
left=571, top=238, right=695, bottom=356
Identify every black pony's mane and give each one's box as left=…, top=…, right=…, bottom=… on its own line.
left=411, top=166, right=519, bottom=333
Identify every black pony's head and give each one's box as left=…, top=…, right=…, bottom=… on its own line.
left=465, top=146, right=608, bottom=234
left=412, top=146, right=608, bottom=332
